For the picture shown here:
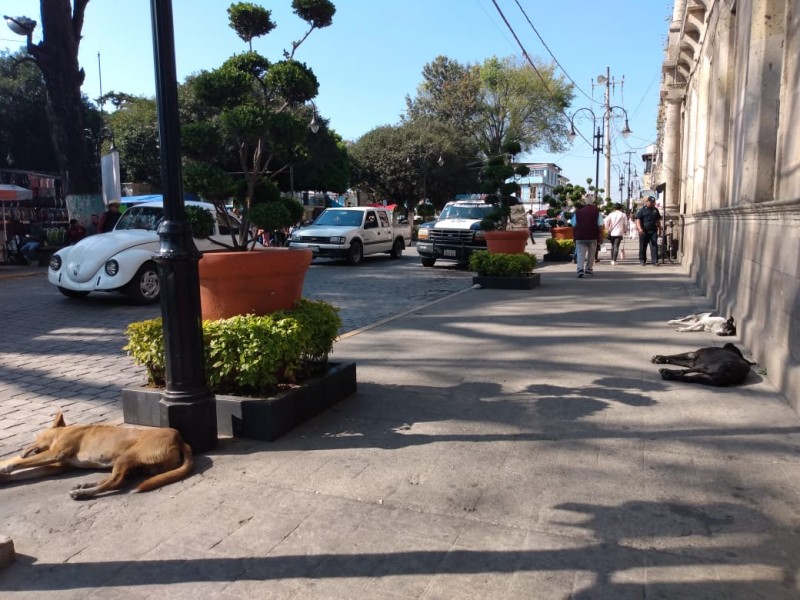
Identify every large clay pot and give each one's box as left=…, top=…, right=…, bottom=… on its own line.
left=198, top=248, right=312, bottom=320
left=483, top=229, right=529, bottom=254
left=550, top=226, right=574, bottom=240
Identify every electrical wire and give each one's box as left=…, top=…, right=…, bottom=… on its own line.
left=510, top=0, right=597, bottom=105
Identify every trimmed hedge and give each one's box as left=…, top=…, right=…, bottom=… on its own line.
left=469, top=250, right=537, bottom=277
left=124, top=299, right=341, bottom=396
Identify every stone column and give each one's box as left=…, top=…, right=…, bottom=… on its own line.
left=662, top=92, right=684, bottom=217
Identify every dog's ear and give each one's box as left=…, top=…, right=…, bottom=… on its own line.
left=723, top=343, right=744, bottom=358
left=52, top=412, right=66, bottom=428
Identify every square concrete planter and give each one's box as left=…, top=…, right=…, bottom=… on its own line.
left=473, top=272, right=540, bottom=290
left=122, top=362, right=357, bottom=442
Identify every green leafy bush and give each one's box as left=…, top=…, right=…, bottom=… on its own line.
left=185, top=205, right=215, bottom=238
left=124, top=299, right=341, bottom=396
left=468, top=250, right=537, bottom=277
left=545, top=238, right=576, bottom=253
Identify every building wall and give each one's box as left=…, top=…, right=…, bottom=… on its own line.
left=655, top=0, right=800, bottom=408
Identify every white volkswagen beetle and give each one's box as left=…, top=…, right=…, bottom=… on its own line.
left=48, top=200, right=240, bottom=304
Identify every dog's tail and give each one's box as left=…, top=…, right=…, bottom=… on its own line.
left=134, top=440, right=194, bottom=493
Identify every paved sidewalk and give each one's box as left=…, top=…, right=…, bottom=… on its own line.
left=3, top=254, right=800, bottom=599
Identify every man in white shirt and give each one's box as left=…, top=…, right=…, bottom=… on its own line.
left=603, top=203, right=628, bottom=265
left=525, top=210, right=536, bottom=245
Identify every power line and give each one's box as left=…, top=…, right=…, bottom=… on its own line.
left=510, top=0, right=597, bottom=104
left=487, top=0, right=593, bottom=149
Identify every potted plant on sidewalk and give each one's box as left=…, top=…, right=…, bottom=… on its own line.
left=179, top=1, right=337, bottom=319
left=469, top=250, right=540, bottom=290
left=478, top=142, right=529, bottom=254
left=122, top=299, right=356, bottom=442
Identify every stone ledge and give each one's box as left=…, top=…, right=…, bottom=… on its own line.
left=0, top=536, right=15, bottom=570
left=473, top=273, right=540, bottom=290
left=122, top=362, right=357, bottom=443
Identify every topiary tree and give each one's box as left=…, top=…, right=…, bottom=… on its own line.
left=181, top=0, right=335, bottom=249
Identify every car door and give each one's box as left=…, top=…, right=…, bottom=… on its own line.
left=361, top=210, right=383, bottom=254
left=376, top=210, right=393, bottom=252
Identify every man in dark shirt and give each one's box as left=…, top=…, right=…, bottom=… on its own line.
left=570, top=200, right=604, bottom=278
left=636, top=196, right=662, bottom=266
left=98, top=201, right=122, bottom=233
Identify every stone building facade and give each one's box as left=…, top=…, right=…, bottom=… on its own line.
left=651, top=0, right=799, bottom=406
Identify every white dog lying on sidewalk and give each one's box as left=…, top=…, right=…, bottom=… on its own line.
left=667, top=313, right=736, bottom=336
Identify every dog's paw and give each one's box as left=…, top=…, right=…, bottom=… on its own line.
left=652, top=355, right=666, bottom=364
left=69, top=488, right=94, bottom=500
left=71, top=481, right=98, bottom=491
left=659, top=368, right=678, bottom=380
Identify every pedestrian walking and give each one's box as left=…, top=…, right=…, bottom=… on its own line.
left=570, top=200, right=604, bottom=278
left=603, top=203, right=628, bottom=265
left=635, top=196, right=662, bottom=266
left=526, top=210, right=536, bottom=244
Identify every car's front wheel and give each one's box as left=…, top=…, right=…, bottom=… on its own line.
left=125, top=261, right=160, bottom=304
left=58, top=287, right=90, bottom=299
left=420, top=257, right=436, bottom=267
left=347, top=240, right=363, bottom=265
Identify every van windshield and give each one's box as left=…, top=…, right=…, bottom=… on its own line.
left=438, top=204, right=496, bottom=221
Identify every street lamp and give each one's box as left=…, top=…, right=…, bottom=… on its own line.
left=145, top=0, right=217, bottom=453
left=289, top=102, right=321, bottom=199
left=3, top=15, right=36, bottom=48
left=568, top=106, right=631, bottom=202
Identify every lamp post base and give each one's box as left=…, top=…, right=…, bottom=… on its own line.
left=159, top=393, right=217, bottom=454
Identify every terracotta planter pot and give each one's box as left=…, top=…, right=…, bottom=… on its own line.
left=198, top=248, right=312, bottom=320
left=550, top=226, right=574, bottom=240
left=483, top=229, right=529, bottom=254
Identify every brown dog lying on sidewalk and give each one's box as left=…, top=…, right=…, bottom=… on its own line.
left=0, top=412, right=193, bottom=500
left=651, top=343, right=753, bottom=386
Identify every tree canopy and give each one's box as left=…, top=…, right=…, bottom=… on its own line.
left=349, top=119, right=479, bottom=211
left=406, top=55, right=574, bottom=160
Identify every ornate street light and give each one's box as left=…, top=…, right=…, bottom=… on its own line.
left=568, top=106, right=631, bottom=202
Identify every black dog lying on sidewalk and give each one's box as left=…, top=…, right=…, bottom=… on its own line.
left=651, top=343, right=753, bottom=386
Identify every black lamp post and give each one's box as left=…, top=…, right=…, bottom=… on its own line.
left=568, top=106, right=631, bottom=203
left=148, top=0, right=216, bottom=453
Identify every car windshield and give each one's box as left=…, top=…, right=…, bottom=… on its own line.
left=115, top=206, right=164, bottom=232
left=439, top=204, right=496, bottom=220
left=313, top=209, right=363, bottom=227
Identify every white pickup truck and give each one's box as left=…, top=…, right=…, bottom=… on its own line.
left=288, top=206, right=411, bottom=265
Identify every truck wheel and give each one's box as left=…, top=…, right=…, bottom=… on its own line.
left=58, top=287, right=90, bottom=299
left=125, top=261, right=161, bottom=304
left=420, top=257, right=436, bottom=267
left=347, top=240, right=363, bottom=265
left=390, top=238, right=404, bottom=259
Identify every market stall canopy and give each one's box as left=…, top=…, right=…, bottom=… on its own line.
left=534, top=209, right=549, bottom=217
left=0, top=184, right=33, bottom=201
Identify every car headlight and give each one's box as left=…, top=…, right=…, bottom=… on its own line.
left=474, top=230, right=486, bottom=240
left=329, top=236, right=346, bottom=244
left=105, top=260, right=119, bottom=276
left=49, top=255, right=62, bottom=271
left=291, top=233, right=301, bottom=241
left=417, top=228, right=430, bottom=240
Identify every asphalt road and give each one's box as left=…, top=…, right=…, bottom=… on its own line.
left=0, top=246, right=473, bottom=456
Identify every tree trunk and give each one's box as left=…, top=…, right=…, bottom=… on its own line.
left=28, top=0, right=94, bottom=195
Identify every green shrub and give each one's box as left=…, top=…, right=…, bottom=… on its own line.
left=468, top=250, right=537, bottom=277
left=185, top=205, right=215, bottom=238
left=124, top=299, right=342, bottom=396
left=545, top=238, right=576, bottom=253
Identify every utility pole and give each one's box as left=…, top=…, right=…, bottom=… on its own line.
left=624, top=151, right=635, bottom=209
left=603, top=67, right=611, bottom=203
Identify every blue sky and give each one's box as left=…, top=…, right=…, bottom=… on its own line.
left=2, top=0, right=671, bottom=197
